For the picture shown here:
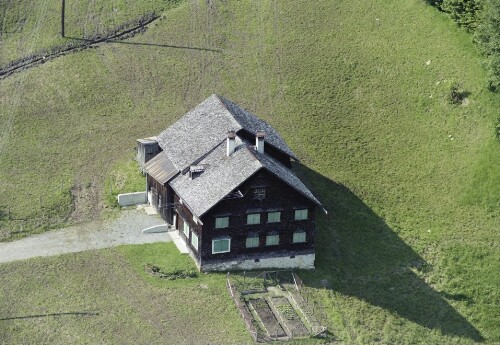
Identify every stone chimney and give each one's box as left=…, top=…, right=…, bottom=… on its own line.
left=256, top=131, right=265, bottom=154
left=226, top=131, right=236, bottom=156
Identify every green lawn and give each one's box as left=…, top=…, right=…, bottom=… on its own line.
left=0, top=0, right=499, bottom=343
left=0, top=243, right=252, bottom=344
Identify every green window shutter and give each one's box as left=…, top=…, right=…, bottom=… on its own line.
left=266, top=234, right=279, bottom=246
left=247, top=213, right=261, bottom=225
left=191, top=232, right=198, bottom=249
left=267, top=212, right=281, bottom=223
left=295, top=209, right=308, bottom=220
left=215, top=217, right=229, bottom=229
left=293, top=231, right=306, bottom=243
left=246, top=236, right=259, bottom=248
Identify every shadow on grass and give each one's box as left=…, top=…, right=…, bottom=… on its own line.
left=0, top=311, right=99, bottom=321
left=294, top=163, right=484, bottom=342
left=0, top=207, right=7, bottom=221
left=65, top=36, right=221, bottom=53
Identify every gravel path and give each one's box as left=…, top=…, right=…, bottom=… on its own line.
left=0, top=209, right=171, bottom=264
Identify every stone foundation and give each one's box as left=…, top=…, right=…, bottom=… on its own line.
left=200, top=253, right=315, bottom=272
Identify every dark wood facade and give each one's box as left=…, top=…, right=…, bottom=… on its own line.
left=170, top=169, right=316, bottom=268
left=146, top=174, right=174, bottom=224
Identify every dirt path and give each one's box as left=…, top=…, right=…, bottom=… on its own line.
left=0, top=209, right=170, bottom=264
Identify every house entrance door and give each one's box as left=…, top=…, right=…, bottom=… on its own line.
left=151, top=188, right=159, bottom=210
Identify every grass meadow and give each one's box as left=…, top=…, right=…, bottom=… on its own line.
left=0, top=0, right=499, bottom=343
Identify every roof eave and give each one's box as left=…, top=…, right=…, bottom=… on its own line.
left=168, top=182, right=204, bottom=225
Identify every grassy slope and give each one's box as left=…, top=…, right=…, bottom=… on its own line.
left=0, top=243, right=253, bottom=345
left=0, top=0, right=499, bottom=344
left=0, top=0, right=180, bottom=65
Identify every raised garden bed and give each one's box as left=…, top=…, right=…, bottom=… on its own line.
left=249, top=298, right=287, bottom=338
left=271, top=296, right=309, bottom=337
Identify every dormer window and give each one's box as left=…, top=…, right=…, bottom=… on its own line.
left=253, top=188, right=266, bottom=200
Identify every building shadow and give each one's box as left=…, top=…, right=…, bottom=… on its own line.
left=0, top=311, right=99, bottom=321
left=65, top=36, right=221, bottom=53
left=293, top=163, right=484, bottom=342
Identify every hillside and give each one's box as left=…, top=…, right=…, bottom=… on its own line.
left=0, top=0, right=499, bottom=344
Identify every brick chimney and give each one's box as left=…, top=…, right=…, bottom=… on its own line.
left=256, top=131, right=265, bottom=154
left=226, top=131, right=236, bottom=156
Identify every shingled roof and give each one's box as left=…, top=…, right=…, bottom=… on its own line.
left=156, top=94, right=298, bottom=171
left=170, top=136, right=323, bottom=218
left=143, top=151, right=178, bottom=185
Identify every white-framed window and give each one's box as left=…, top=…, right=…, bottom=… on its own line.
left=293, top=230, right=306, bottom=243
left=267, top=211, right=281, bottom=223
left=295, top=209, right=308, bottom=220
left=253, top=188, right=266, bottom=200
left=212, top=238, right=231, bottom=254
left=247, top=213, right=261, bottom=225
left=246, top=234, right=259, bottom=248
left=266, top=234, right=279, bottom=246
left=191, top=231, right=199, bottom=250
left=215, top=216, right=229, bottom=229
left=183, top=221, right=190, bottom=238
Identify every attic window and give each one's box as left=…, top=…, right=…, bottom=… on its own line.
left=295, top=209, right=308, bottom=220
left=253, top=188, right=266, bottom=200
left=215, top=217, right=229, bottom=229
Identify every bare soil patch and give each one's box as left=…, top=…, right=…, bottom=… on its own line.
left=249, top=298, right=286, bottom=338
left=271, top=296, right=309, bottom=337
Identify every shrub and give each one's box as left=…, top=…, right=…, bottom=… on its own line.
left=441, top=0, right=483, bottom=30
left=475, top=0, right=500, bottom=92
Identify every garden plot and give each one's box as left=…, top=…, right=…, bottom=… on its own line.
left=249, top=298, right=287, bottom=339
left=227, top=271, right=329, bottom=342
left=270, top=296, right=309, bottom=337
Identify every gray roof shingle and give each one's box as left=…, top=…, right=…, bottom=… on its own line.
left=156, top=94, right=298, bottom=171
left=170, top=137, right=322, bottom=218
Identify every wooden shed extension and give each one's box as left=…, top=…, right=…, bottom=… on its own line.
left=136, top=136, right=161, bottom=173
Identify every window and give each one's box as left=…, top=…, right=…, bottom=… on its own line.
left=246, top=234, right=259, bottom=248
left=295, top=209, right=308, bottom=220
left=293, top=230, right=306, bottom=243
left=253, top=188, right=266, bottom=200
left=183, top=221, right=190, bottom=238
left=247, top=213, right=261, bottom=225
left=267, top=211, right=281, bottom=223
left=266, top=234, right=280, bottom=246
left=215, top=216, right=229, bottom=229
left=212, top=238, right=231, bottom=254
left=191, top=231, right=199, bottom=249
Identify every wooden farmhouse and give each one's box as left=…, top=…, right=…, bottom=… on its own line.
left=137, top=94, right=325, bottom=271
